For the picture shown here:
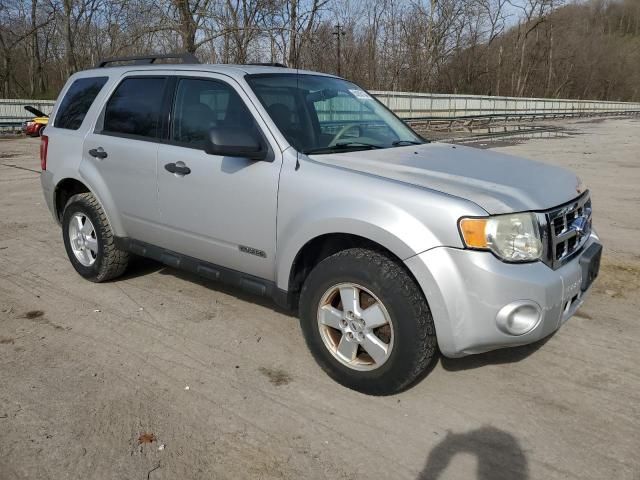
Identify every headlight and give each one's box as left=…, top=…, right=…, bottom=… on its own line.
left=459, top=213, right=543, bottom=262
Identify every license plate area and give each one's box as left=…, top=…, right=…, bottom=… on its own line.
left=579, top=243, right=602, bottom=291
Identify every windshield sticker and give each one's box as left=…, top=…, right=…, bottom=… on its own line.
left=349, top=89, right=372, bottom=100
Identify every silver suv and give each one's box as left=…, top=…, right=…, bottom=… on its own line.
left=40, top=55, right=602, bottom=395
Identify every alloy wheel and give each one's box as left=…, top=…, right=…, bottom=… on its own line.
left=68, top=213, right=98, bottom=267
left=317, top=282, right=394, bottom=371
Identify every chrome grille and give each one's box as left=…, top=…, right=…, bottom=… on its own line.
left=544, top=193, right=592, bottom=269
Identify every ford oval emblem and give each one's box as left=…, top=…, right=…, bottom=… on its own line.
left=572, top=216, right=589, bottom=237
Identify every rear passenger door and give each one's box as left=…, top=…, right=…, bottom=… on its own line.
left=83, top=75, right=170, bottom=243
left=155, top=75, right=282, bottom=281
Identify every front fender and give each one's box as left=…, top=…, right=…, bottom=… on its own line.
left=275, top=196, right=442, bottom=290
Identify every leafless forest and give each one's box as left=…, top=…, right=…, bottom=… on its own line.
left=1, top=0, right=639, bottom=101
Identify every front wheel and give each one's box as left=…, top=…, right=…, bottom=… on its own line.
left=299, top=248, right=437, bottom=395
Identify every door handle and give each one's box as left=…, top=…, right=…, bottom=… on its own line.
left=164, top=162, right=191, bottom=176
left=88, top=147, right=108, bottom=159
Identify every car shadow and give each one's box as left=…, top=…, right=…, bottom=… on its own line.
left=220, top=156, right=254, bottom=174
left=157, top=266, right=295, bottom=317
left=440, top=333, right=555, bottom=372
left=115, top=256, right=165, bottom=280
left=117, top=258, right=553, bottom=375
left=417, top=426, right=529, bottom=480
left=116, top=257, right=294, bottom=316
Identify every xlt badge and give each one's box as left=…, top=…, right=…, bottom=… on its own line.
left=239, top=245, right=267, bottom=258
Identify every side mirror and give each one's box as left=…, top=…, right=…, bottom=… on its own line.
left=204, top=127, right=267, bottom=161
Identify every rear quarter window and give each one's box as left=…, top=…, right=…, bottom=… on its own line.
left=54, top=76, right=108, bottom=130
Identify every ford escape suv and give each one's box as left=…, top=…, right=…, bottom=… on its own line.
left=40, top=54, right=602, bottom=395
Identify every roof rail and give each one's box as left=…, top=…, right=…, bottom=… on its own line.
left=247, top=62, right=288, bottom=68
left=95, top=53, right=200, bottom=68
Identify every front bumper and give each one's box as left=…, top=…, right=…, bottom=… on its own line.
left=405, top=232, right=601, bottom=358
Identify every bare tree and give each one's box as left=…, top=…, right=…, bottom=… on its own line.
left=1, top=0, right=640, bottom=102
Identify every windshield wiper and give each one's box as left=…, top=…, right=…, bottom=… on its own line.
left=391, top=140, right=423, bottom=146
left=336, top=141, right=384, bottom=149
left=304, top=142, right=384, bottom=155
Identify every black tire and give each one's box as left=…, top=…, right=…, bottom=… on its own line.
left=299, top=248, right=437, bottom=395
left=62, top=192, right=129, bottom=282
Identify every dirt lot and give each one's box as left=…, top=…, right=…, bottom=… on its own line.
left=1, top=118, right=639, bottom=480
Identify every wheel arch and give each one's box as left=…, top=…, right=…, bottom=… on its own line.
left=53, top=175, right=125, bottom=236
left=54, top=177, right=90, bottom=222
left=276, top=200, right=443, bottom=293
left=280, top=230, right=430, bottom=312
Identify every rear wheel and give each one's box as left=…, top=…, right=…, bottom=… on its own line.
left=62, top=192, right=129, bottom=282
left=299, top=248, right=437, bottom=395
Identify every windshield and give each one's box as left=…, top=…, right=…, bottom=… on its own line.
left=245, top=74, right=424, bottom=154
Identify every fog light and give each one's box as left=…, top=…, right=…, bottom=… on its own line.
left=496, top=301, right=542, bottom=336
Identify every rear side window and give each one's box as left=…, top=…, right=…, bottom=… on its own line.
left=54, top=76, right=108, bottom=130
left=102, top=77, right=166, bottom=139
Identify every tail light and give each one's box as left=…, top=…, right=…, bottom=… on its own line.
left=40, top=135, right=48, bottom=170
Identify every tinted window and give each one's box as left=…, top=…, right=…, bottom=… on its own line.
left=54, top=76, right=108, bottom=130
left=103, top=77, right=166, bottom=139
left=171, top=78, right=256, bottom=148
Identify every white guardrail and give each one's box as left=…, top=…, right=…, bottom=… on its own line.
left=2, top=92, right=640, bottom=130
left=371, top=91, right=640, bottom=119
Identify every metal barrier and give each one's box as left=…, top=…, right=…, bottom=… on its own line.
left=2, top=91, right=640, bottom=131
left=370, top=91, right=640, bottom=119
left=0, top=98, right=55, bottom=131
left=403, top=111, right=640, bottom=134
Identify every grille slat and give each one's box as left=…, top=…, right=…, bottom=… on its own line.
left=545, top=193, right=592, bottom=269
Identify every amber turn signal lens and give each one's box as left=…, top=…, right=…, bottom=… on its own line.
left=459, top=218, right=488, bottom=248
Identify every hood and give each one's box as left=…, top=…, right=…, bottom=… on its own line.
left=309, top=143, right=582, bottom=214
left=24, top=105, right=48, bottom=118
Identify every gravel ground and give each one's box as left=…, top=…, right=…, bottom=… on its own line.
left=0, top=118, right=638, bottom=480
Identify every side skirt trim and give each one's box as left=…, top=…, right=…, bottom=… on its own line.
left=114, top=237, right=293, bottom=310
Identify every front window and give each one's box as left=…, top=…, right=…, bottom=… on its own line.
left=171, top=78, right=257, bottom=149
left=246, top=74, right=424, bottom=154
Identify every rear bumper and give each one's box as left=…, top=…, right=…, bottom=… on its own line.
left=405, top=232, right=601, bottom=358
left=40, top=170, right=58, bottom=223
